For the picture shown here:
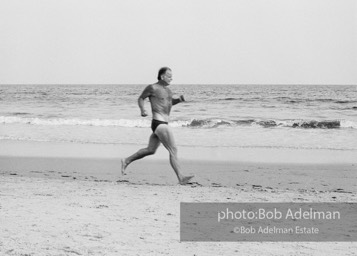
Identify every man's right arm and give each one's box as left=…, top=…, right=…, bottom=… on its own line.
left=138, top=85, right=153, bottom=117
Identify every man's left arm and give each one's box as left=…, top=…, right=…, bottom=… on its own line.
left=172, top=95, right=185, bottom=105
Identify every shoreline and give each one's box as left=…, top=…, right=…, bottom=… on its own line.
left=1, top=139, right=356, bottom=164
left=1, top=139, right=356, bottom=193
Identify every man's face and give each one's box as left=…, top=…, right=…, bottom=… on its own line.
left=162, top=70, right=173, bottom=85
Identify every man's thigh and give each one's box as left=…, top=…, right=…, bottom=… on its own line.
left=155, top=124, right=176, bottom=149
left=147, top=133, right=161, bottom=151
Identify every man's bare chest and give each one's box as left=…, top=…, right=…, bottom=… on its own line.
left=152, top=88, right=172, bottom=101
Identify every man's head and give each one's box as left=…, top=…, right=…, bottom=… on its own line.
left=157, top=67, right=172, bottom=85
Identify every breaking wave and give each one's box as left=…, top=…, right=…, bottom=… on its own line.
left=0, top=116, right=152, bottom=128
left=183, top=118, right=357, bottom=129
left=1, top=116, right=356, bottom=129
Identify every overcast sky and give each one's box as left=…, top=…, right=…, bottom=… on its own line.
left=1, top=0, right=356, bottom=84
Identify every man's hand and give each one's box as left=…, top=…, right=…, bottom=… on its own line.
left=141, top=110, right=148, bottom=117
left=172, top=95, right=185, bottom=106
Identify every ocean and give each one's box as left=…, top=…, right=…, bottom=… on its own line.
left=1, top=84, right=357, bottom=153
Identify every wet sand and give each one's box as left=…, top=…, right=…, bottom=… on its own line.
left=1, top=156, right=356, bottom=193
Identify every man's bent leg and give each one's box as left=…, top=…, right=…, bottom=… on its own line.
left=121, top=133, right=161, bottom=175
left=154, top=125, right=194, bottom=185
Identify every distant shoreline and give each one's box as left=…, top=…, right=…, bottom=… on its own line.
left=1, top=83, right=356, bottom=86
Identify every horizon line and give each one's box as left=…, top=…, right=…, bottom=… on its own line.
left=0, top=83, right=356, bottom=86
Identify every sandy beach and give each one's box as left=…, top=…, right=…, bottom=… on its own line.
left=1, top=141, right=356, bottom=255
left=1, top=176, right=356, bottom=256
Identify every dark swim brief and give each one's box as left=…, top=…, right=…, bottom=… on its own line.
left=151, top=119, right=168, bottom=133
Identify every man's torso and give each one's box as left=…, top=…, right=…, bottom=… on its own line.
left=149, top=84, right=173, bottom=122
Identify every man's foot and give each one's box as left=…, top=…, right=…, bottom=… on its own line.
left=179, top=175, right=195, bottom=185
left=121, top=159, right=128, bottom=175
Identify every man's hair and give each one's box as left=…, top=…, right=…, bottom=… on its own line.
left=157, top=67, right=171, bottom=81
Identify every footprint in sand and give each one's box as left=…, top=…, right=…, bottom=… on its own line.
left=117, top=180, right=129, bottom=183
left=95, top=205, right=109, bottom=209
left=189, top=181, right=203, bottom=187
left=332, top=188, right=352, bottom=194
left=62, top=247, right=81, bottom=255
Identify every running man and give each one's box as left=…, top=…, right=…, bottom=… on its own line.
left=121, top=67, right=194, bottom=185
